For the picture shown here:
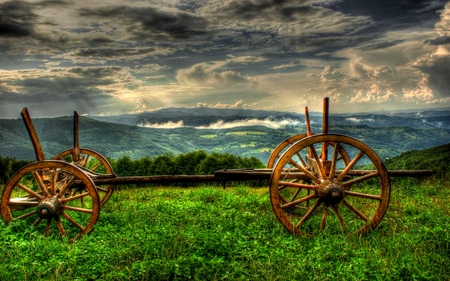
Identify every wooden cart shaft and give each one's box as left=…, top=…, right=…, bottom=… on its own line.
left=83, top=168, right=433, bottom=186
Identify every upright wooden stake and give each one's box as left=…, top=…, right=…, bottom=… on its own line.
left=322, top=97, right=329, bottom=162
left=73, top=111, right=80, bottom=162
left=21, top=108, right=46, bottom=162
left=305, top=107, right=312, bottom=137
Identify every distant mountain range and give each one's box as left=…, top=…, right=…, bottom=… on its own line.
left=1, top=107, right=449, bottom=164
left=89, top=107, right=450, bottom=130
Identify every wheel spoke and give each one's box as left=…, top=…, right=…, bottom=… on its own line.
left=344, top=190, right=382, bottom=201
left=342, top=171, right=379, bottom=187
left=45, top=218, right=52, bottom=236
left=51, top=168, right=58, bottom=195
left=33, top=217, right=43, bottom=226
left=90, top=162, right=102, bottom=172
left=332, top=204, right=346, bottom=232
left=295, top=199, right=321, bottom=229
left=32, top=171, right=50, bottom=196
left=290, top=187, right=302, bottom=202
left=16, top=183, right=43, bottom=200
left=96, top=186, right=109, bottom=193
left=341, top=199, right=369, bottom=222
left=321, top=206, right=328, bottom=230
left=55, top=216, right=66, bottom=236
left=295, top=152, right=307, bottom=167
left=64, top=205, right=93, bottom=214
left=16, top=210, right=37, bottom=220
left=61, top=192, right=91, bottom=203
left=57, top=175, right=76, bottom=198
left=288, top=159, right=320, bottom=184
left=281, top=192, right=317, bottom=209
left=329, top=143, right=339, bottom=179
left=309, top=144, right=326, bottom=179
left=62, top=212, right=85, bottom=231
left=336, top=151, right=364, bottom=181
left=278, top=181, right=316, bottom=190
left=83, top=154, right=91, bottom=168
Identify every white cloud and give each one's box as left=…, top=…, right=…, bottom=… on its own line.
left=176, top=61, right=257, bottom=88
left=345, top=117, right=375, bottom=123
left=138, top=120, right=185, bottom=128
left=402, top=77, right=435, bottom=101
left=351, top=84, right=397, bottom=103
left=197, top=118, right=301, bottom=129
left=320, top=66, right=346, bottom=82
left=435, top=2, right=450, bottom=37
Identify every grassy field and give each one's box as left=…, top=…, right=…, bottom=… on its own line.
left=0, top=177, right=449, bottom=280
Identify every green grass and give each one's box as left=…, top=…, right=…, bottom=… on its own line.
left=1, top=179, right=449, bottom=280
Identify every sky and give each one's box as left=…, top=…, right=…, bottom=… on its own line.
left=1, top=0, right=450, bottom=118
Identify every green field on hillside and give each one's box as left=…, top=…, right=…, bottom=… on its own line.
left=0, top=177, right=449, bottom=280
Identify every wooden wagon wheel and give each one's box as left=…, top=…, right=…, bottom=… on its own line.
left=1, top=160, right=101, bottom=240
left=270, top=134, right=390, bottom=236
left=268, top=134, right=351, bottom=206
left=52, top=148, right=115, bottom=206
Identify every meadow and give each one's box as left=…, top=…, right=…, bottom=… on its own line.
left=0, top=176, right=449, bottom=281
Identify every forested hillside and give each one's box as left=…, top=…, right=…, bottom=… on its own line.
left=385, top=142, right=450, bottom=175
left=1, top=108, right=449, bottom=164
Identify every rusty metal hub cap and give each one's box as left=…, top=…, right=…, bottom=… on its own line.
left=317, top=180, right=344, bottom=205
left=36, top=197, right=63, bottom=218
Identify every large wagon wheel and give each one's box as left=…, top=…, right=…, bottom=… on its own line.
left=52, top=148, right=115, bottom=206
left=270, top=134, right=390, bottom=236
left=1, top=160, right=100, bottom=240
left=268, top=134, right=351, bottom=206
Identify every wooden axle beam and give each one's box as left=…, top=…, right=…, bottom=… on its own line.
left=75, top=168, right=434, bottom=186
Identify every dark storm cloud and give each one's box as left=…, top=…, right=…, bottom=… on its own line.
left=0, top=1, right=38, bottom=37
left=319, top=0, right=446, bottom=26
left=64, top=66, right=124, bottom=79
left=207, top=0, right=316, bottom=21
left=0, top=75, right=114, bottom=117
left=415, top=56, right=450, bottom=98
left=359, top=40, right=405, bottom=51
left=74, top=46, right=160, bottom=58
left=291, top=35, right=369, bottom=53
left=79, top=6, right=208, bottom=41
left=426, top=36, right=450, bottom=45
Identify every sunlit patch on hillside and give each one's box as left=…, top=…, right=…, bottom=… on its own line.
left=225, top=131, right=268, bottom=136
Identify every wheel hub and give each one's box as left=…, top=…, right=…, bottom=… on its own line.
left=318, top=180, right=344, bottom=205
left=36, top=197, right=63, bottom=218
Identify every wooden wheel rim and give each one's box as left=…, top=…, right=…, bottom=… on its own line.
left=267, top=134, right=308, bottom=168
left=52, top=148, right=114, bottom=206
left=1, top=160, right=100, bottom=239
left=269, top=134, right=390, bottom=236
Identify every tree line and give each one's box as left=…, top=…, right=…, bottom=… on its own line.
left=0, top=156, right=33, bottom=184
left=0, top=151, right=265, bottom=184
left=108, top=150, right=265, bottom=177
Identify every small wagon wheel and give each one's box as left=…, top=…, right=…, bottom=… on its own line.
left=270, top=134, right=390, bottom=236
left=52, top=148, right=115, bottom=206
left=1, top=160, right=101, bottom=240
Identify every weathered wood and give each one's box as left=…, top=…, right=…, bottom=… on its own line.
left=21, top=108, right=46, bottom=161
left=84, top=168, right=435, bottom=186
left=90, top=175, right=218, bottom=186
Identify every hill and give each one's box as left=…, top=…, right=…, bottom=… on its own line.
left=385, top=142, right=450, bottom=174
left=88, top=107, right=450, bottom=129
left=0, top=107, right=449, bottom=164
